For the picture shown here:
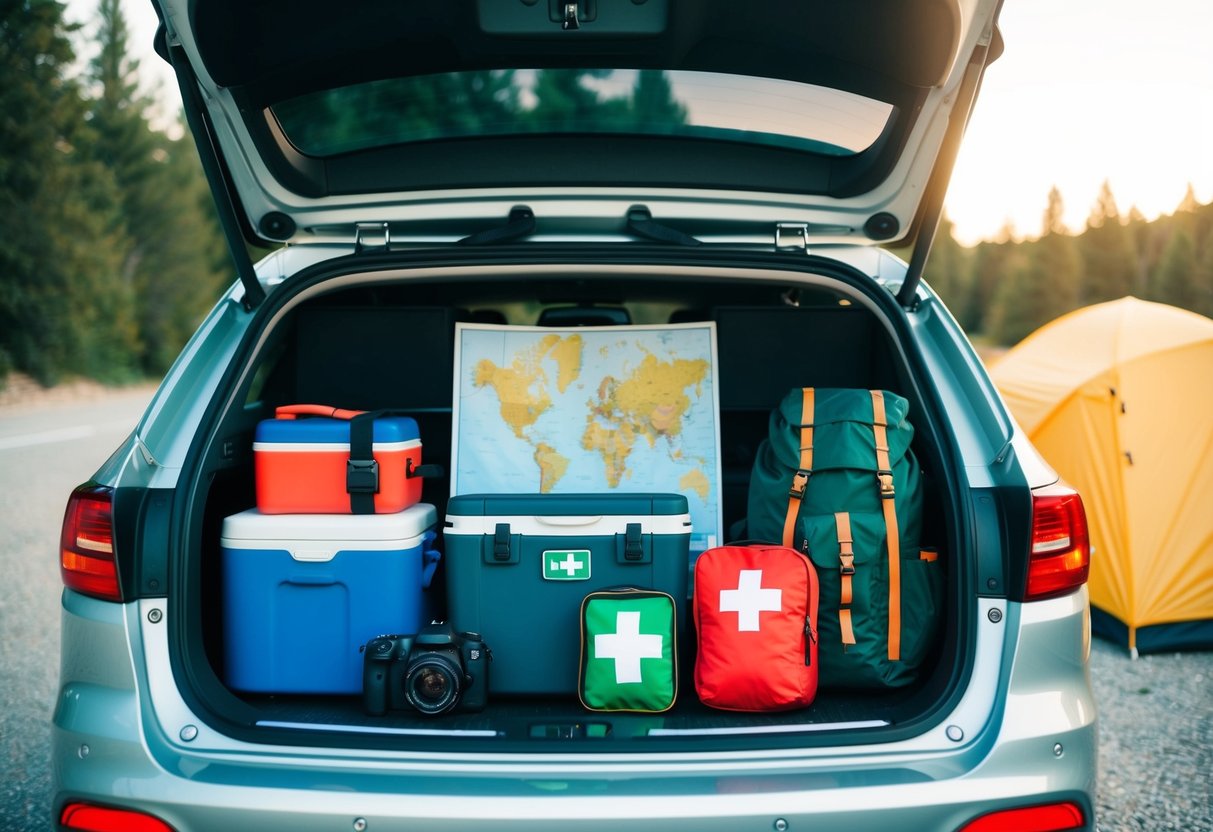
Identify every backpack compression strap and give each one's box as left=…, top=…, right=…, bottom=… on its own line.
left=834, top=511, right=857, bottom=648
left=870, top=390, right=902, bottom=662
left=781, top=388, right=815, bottom=548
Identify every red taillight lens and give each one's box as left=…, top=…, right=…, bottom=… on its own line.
left=60, top=484, right=121, bottom=602
left=1024, top=484, right=1090, bottom=601
left=958, top=800, right=1086, bottom=831
left=60, top=801, right=175, bottom=832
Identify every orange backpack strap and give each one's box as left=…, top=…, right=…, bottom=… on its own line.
left=781, top=388, right=815, bottom=548
left=870, top=390, right=901, bottom=662
left=835, top=511, right=857, bottom=647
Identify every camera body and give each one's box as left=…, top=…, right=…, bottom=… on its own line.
left=362, top=621, right=489, bottom=716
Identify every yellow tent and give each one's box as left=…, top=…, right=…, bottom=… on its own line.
left=990, top=297, right=1213, bottom=655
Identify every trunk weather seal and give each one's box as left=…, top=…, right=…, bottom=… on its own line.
left=167, top=245, right=979, bottom=756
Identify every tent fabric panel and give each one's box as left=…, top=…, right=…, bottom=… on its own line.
left=1030, top=374, right=1133, bottom=626
left=1093, top=606, right=1213, bottom=654
left=990, top=297, right=1213, bottom=434
left=1118, top=344, right=1213, bottom=631
left=1135, top=618, right=1213, bottom=654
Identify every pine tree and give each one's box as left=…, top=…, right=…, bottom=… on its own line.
left=0, top=0, right=135, bottom=384
left=1041, top=185, right=1068, bottom=237
left=1079, top=180, right=1136, bottom=304
left=988, top=233, right=1081, bottom=346
left=987, top=187, right=1081, bottom=345
left=87, top=0, right=226, bottom=374
left=1148, top=229, right=1202, bottom=312
left=963, top=239, right=1017, bottom=334
left=924, top=214, right=972, bottom=318
left=629, top=71, right=687, bottom=130
left=1196, top=226, right=1213, bottom=318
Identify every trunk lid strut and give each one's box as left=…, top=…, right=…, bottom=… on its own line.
left=158, top=25, right=267, bottom=310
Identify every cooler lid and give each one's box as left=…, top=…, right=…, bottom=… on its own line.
left=447, top=493, right=689, bottom=518
left=221, top=503, right=438, bottom=545
left=254, top=414, right=420, bottom=445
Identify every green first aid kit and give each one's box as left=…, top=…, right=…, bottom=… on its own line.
left=443, top=493, right=691, bottom=695
left=579, top=589, right=678, bottom=713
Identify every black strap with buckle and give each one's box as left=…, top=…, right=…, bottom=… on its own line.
left=347, top=411, right=381, bottom=514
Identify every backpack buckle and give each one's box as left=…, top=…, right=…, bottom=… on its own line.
left=788, top=469, right=811, bottom=499
left=877, top=470, right=895, bottom=499
left=839, top=554, right=856, bottom=576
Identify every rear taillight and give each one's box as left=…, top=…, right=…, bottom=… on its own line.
left=60, top=484, right=121, bottom=602
left=958, top=800, right=1086, bottom=831
left=60, top=801, right=175, bottom=831
left=1023, top=483, right=1090, bottom=602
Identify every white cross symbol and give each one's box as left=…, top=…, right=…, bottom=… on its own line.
left=595, top=611, right=663, bottom=684
left=554, top=553, right=583, bottom=576
left=719, top=569, right=782, bottom=632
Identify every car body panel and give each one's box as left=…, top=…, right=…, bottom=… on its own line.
left=54, top=589, right=1095, bottom=830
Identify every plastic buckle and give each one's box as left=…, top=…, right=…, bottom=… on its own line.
left=839, top=555, right=856, bottom=576
left=877, top=470, right=895, bottom=499
left=493, top=523, right=512, bottom=561
left=788, top=469, right=811, bottom=499
left=346, top=458, right=380, bottom=493
left=624, top=522, right=644, bottom=561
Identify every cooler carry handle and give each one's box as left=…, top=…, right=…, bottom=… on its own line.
left=275, top=404, right=365, bottom=420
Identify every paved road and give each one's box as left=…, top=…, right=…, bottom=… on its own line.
left=1, top=388, right=1209, bottom=831
left=0, top=389, right=154, bottom=832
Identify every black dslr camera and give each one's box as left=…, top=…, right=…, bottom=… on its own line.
left=362, top=622, right=489, bottom=716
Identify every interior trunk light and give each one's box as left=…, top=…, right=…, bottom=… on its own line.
left=60, top=801, right=176, bottom=832
left=60, top=484, right=121, bottom=602
left=959, top=800, right=1086, bottom=831
left=1024, top=484, right=1090, bottom=602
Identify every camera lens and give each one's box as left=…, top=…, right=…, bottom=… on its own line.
left=404, top=655, right=462, bottom=715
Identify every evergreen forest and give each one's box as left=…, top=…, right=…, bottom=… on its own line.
left=2, top=0, right=1211, bottom=391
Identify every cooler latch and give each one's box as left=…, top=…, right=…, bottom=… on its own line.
left=346, top=459, right=380, bottom=495
left=493, top=523, right=512, bottom=561
left=624, top=523, right=644, bottom=561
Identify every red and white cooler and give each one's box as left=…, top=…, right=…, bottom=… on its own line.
left=253, top=404, right=425, bottom=514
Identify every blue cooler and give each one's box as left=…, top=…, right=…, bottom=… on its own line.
left=220, top=503, right=439, bottom=694
left=443, top=493, right=691, bottom=696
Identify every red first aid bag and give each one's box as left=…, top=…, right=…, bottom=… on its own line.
left=693, top=544, right=819, bottom=711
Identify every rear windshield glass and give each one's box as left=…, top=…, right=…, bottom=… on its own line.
left=272, top=69, right=894, bottom=158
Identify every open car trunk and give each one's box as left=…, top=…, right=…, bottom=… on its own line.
left=177, top=248, right=969, bottom=753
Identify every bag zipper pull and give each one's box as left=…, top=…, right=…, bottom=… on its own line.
left=804, top=617, right=816, bottom=666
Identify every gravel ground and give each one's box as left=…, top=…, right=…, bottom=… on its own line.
left=1091, top=638, right=1213, bottom=830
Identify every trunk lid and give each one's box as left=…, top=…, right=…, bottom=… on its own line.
left=153, top=0, right=1003, bottom=305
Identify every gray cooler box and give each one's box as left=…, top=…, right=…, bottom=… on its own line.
left=443, top=493, right=691, bottom=696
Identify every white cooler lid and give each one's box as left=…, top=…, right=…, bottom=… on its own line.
left=222, top=503, right=437, bottom=549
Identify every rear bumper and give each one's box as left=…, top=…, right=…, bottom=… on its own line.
left=52, top=590, right=1096, bottom=831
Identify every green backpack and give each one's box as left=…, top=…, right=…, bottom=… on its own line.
left=746, top=388, right=942, bottom=688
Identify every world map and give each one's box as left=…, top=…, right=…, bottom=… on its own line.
left=452, top=323, right=722, bottom=553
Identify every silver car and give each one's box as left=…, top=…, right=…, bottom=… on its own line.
left=52, top=0, right=1097, bottom=830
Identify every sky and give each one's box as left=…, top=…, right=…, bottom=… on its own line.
left=67, top=0, right=1213, bottom=247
